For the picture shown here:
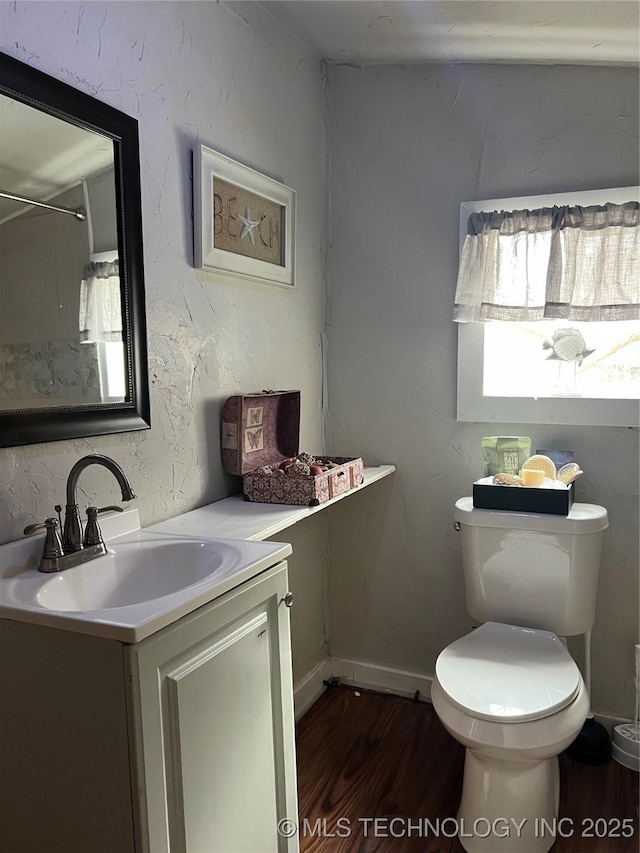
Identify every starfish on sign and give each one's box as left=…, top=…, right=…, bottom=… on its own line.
left=239, top=204, right=259, bottom=244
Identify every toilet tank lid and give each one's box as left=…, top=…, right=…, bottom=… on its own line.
left=455, top=497, right=608, bottom=534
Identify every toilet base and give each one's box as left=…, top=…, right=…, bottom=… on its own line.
left=457, top=748, right=559, bottom=853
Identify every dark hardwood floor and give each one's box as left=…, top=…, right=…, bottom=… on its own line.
left=296, top=687, right=639, bottom=852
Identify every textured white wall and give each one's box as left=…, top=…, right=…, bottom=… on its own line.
left=325, top=63, right=639, bottom=719
left=0, top=1, right=328, bottom=678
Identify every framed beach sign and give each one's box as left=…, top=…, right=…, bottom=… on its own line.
left=194, top=145, right=296, bottom=287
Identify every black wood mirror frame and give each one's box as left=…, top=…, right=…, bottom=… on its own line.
left=0, top=52, right=150, bottom=447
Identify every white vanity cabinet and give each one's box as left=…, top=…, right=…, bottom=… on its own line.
left=0, top=561, right=298, bottom=853
left=127, top=561, right=298, bottom=853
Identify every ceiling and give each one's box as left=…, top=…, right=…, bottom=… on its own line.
left=0, top=95, right=113, bottom=224
left=260, top=1, right=639, bottom=65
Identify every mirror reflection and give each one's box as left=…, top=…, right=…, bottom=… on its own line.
left=0, top=93, right=126, bottom=412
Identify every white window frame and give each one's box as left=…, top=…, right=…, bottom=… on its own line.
left=456, top=186, right=640, bottom=427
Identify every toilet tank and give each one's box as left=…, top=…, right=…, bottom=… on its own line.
left=454, top=497, right=609, bottom=636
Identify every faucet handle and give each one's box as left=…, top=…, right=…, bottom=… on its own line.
left=83, top=505, right=124, bottom=547
left=24, top=517, right=59, bottom=536
left=23, top=518, right=64, bottom=561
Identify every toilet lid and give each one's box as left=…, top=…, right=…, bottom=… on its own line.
left=436, top=622, right=582, bottom=722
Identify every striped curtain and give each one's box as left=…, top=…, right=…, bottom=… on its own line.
left=453, top=201, right=639, bottom=322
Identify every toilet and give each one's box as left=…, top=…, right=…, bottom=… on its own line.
left=432, top=497, right=609, bottom=853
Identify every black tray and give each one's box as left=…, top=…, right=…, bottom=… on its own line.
left=473, top=481, right=574, bottom=516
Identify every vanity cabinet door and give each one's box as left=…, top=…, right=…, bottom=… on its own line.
left=127, top=561, right=298, bottom=853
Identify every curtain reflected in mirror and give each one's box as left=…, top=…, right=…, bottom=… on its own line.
left=79, top=256, right=126, bottom=402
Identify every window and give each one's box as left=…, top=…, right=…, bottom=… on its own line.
left=79, top=250, right=126, bottom=403
left=456, top=187, right=640, bottom=426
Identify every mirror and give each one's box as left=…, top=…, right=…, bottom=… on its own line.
left=0, top=52, right=150, bottom=447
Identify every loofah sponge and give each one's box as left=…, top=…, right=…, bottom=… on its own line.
left=492, top=473, right=523, bottom=486
left=521, top=454, right=557, bottom=480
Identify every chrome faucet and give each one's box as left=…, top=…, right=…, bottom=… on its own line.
left=23, top=454, right=136, bottom=572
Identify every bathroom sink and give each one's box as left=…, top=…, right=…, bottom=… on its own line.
left=0, top=508, right=292, bottom=642
left=36, top=539, right=237, bottom=611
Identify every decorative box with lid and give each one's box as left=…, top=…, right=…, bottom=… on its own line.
left=221, top=391, right=363, bottom=506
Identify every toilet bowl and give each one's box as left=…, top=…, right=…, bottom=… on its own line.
left=432, top=622, right=590, bottom=853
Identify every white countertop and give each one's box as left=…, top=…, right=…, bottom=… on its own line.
left=147, top=464, right=396, bottom=541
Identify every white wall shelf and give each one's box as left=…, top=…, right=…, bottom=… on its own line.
left=148, top=464, right=396, bottom=542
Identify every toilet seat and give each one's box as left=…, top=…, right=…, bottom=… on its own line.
left=436, top=622, right=581, bottom=723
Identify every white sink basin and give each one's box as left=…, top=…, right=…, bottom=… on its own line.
left=37, top=540, right=235, bottom=611
left=0, top=509, right=292, bottom=642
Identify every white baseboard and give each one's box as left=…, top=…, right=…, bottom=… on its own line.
left=593, top=711, right=634, bottom=733
left=294, top=656, right=433, bottom=719
left=330, top=657, right=433, bottom=703
left=293, top=658, right=332, bottom=721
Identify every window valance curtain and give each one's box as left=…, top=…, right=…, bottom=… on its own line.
left=453, top=201, right=640, bottom=322
left=79, top=260, right=123, bottom=343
